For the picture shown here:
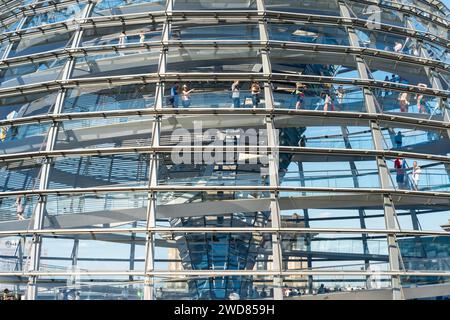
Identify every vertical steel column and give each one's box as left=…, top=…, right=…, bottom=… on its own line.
left=143, top=116, right=160, bottom=300
left=71, top=238, right=79, bottom=268
left=339, top=1, right=402, bottom=300
left=340, top=126, right=371, bottom=286
left=70, top=238, right=79, bottom=291
left=158, top=0, right=171, bottom=110
left=258, top=0, right=283, bottom=300
left=365, top=84, right=403, bottom=300
left=129, top=221, right=137, bottom=289
left=366, top=79, right=403, bottom=300
left=17, top=237, right=24, bottom=272
left=257, top=0, right=273, bottom=112
left=296, top=162, right=313, bottom=293
left=265, top=116, right=283, bottom=300
left=25, top=95, right=62, bottom=300
left=15, top=237, right=24, bottom=294
left=24, top=2, right=94, bottom=300
left=143, top=0, right=169, bottom=299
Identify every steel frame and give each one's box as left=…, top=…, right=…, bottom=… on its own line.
left=0, top=0, right=448, bottom=301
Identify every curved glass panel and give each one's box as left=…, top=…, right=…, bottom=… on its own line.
left=170, top=20, right=259, bottom=41
left=0, top=91, right=57, bottom=119
left=92, top=0, right=166, bottom=16
left=8, top=31, right=74, bottom=58
left=21, top=3, right=87, bottom=29
left=81, top=24, right=163, bottom=47
left=63, top=84, right=156, bottom=113
left=268, top=22, right=349, bottom=45
left=0, top=58, right=67, bottom=88
left=172, top=0, right=257, bottom=10
left=167, top=47, right=263, bottom=73
left=48, top=154, right=150, bottom=189
left=265, top=0, right=340, bottom=16
left=71, top=50, right=160, bottom=78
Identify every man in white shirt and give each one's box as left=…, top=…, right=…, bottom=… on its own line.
left=412, top=161, right=422, bottom=190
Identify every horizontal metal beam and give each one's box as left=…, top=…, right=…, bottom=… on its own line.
left=1, top=185, right=449, bottom=199
left=0, top=145, right=449, bottom=164
left=0, top=0, right=445, bottom=30
left=0, top=270, right=448, bottom=277
left=0, top=226, right=448, bottom=237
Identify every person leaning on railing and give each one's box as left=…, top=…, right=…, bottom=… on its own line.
left=411, top=161, right=422, bottom=190
left=415, top=83, right=428, bottom=113
left=231, top=80, right=241, bottom=108
left=251, top=82, right=261, bottom=109
left=292, top=82, right=306, bottom=110
left=398, top=92, right=410, bottom=112
left=0, top=126, right=6, bottom=142
left=15, top=196, right=25, bottom=220
left=181, top=84, right=195, bottom=108
left=336, top=85, right=345, bottom=105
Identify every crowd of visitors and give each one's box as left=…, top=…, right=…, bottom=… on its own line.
left=163, top=80, right=429, bottom=114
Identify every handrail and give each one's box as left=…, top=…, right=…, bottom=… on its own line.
left=0, top=73, right=448, bottom=100
left=0, top=185, right=449, bottom=199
